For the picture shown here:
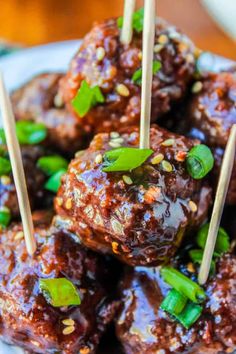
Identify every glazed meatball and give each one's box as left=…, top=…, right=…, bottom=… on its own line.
left=0, top=218, right=118, bottom=353
left=59, top=17, right=196, bottom=134
left=11, top=73, right=86, bottom=155
left=188, top=72, right=236, bottom=204
left=116, top=253, right=236, bottom=354
left=55, top=126, right=212, bottom=266
left=0, top=145, right=48, bottom=218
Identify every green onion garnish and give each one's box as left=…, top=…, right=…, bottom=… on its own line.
left=186, top=144, right=214, bottom=179
left=196, top=223, right=230, bottom=255
left=132, top=60, right=162, bottom=85
left=174, top=302, right=203, bottom=329
left=0, top=157, right=11, bottom=176
left=102, top=147, right=153, bottom=172
left=0, top=206, right=11, bottom=228
left=189, top=249, right=216, bottom=274
left=160, top=266, right=206, bottom=303
left=160, top=289, right=187, bottom=315
left=39, top=278, right=81, bottom=307
left=16, top=121, right=47, bottom=145
left=37, top=155, right=68, bottom=176
left=44, top=169, right=66, bottom=193
left=117, top=8, right=144, bottom=33
left=72, top=80, right=105, bottom=118
left=0, top=128, right=6, bottom=145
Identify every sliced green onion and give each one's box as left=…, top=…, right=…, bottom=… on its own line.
left=0, top=206, right=11, bottom=227
left=16, top=121, right=47, bottom=145
left=39, top=278, right=81, bottom=307
left=160, top=289, right=187, bottom=315
left=132, top=60, right=162, bottom=85
left=160, top=266, right=206, bottom=303
left=0, top=157, right=11, bottom=176
left=72, top=80, right=105, bottom=118
left=44, top=169, right=66, bottom=193
left=189, top=249, right=216, bottom=274
left=186, top=144, right=214, bottom=179
left=0, top=128, right=6, bottom=145
left=102, top=147, right=153, bottom=172
left=37, top=155, right=68, bottom=176
left=117, top=8, right=144, bottom=33
left=174, top=302, right=203, bottom=329
left=196, top=223, right=230, bottom=255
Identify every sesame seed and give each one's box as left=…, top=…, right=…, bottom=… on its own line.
left=138, top=51, right=142, bottom=60
left=54, top=93, right=64, bottom=108
left=116, top=84, right=130, bottom=97
left=95, top=154, right=103, bottom=164
left=0, top=175, right=11, bottom=185
left=30, top=340, right=40, bottom=347
left=62, top=325, right=75, bottom=335
left=158, top=34, right=168, bottom=45
left=15, top=231, right=24, bottom=241
left=56, top=197, right=63, bottom=206
left=178, top=42, right=189, bottom=52
left=161, top=160, right=173, bottom=172
left=112, top=137, right=124, bottom=144
left=151, top=153, right=164, bottom=165
left=154, top=44, right=164, bottom=53
left=75, top=150, right=85, bottom=158
left=65, top=198, right=72, bottom=210
left=122, top=175, right=133, bottom=185
left=109, top=141, right=121, bottom=148
left=161, top=138, right=175, bottom=147
left=189, top=200, right=198, bottom=212
left=112, top=241, right=119, bottom=254
left=186, top=53, right=195, bottom=64
left=96, top=47, right=105, bottom=61
left=62, top=318, right=75, bottom=326
left=110, top=132, right=120, bottom=139
left=187, top=262, right=195, bottom=273
left=192, top=81, right=203, bottom=94
left=194, top=47, right=202, bottom=59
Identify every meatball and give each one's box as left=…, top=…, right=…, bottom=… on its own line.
left=55, top=126, right=212, bottom=266
left=0, top=218, right=118, bottom=353
left=0, top=145, right=48, bottom=218
left=116, top=253, right=236, bottom=354
left=11, top=73, right=86, bottom=155
left=59, top=17, right=196, bottom=134
left=188, top=72, right=236, bottom=204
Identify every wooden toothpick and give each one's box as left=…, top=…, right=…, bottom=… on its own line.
left=0, top=72, right=36, bottom=255
left=198, top=124, right=236, bottom=285
left=139, top=0, right=156, bottom=149
left=120, top=0, right=136, bottom=45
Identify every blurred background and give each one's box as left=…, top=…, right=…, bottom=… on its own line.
left=0, top=0, right=236, bottom=58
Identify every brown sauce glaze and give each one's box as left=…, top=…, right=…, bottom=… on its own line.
left=0, top=217, right=118, bottom=353
left=59, top=17, right=196, bottom=134
left=55, top=125, right=212, bottom=266
left=11, top=73, right=87, bottom=156
left=0, top=145, right=48, bottom=218
left=188, top=72, right=236, bottom=205
left=116, top=254, right=236, bottom=354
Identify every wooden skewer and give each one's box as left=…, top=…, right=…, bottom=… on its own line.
left=0, top=72, right=36, bottom=255
left=198, top=124, right=236, bottom=285
left=120, top=0, right=136, bottom=45
left=139, top=0, right=156, bottom=149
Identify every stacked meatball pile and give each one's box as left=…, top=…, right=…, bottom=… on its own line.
left=0, top=12, right=235, bottom=354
